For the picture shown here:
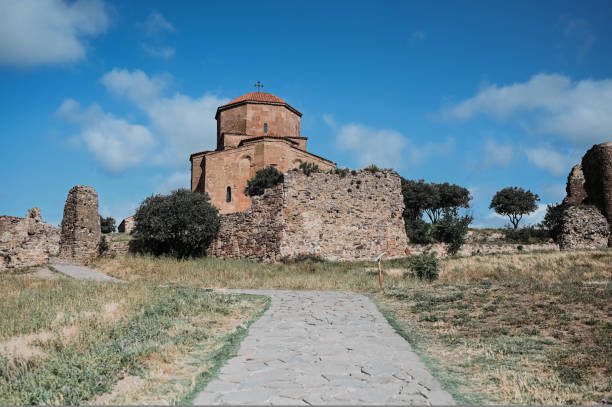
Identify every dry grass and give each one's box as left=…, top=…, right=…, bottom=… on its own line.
left=0, top=272, right=268, bottom=405
left=380, top=249, right=612, bottom=405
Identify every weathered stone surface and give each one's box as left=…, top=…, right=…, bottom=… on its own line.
left=563, top=164, right=588, bottom=205
left=557, top=205, right=609, bottom=250
left=59, top=185, right=100, bottom=265
left=0, top=208, right=60, bottom=270
left=209, top=170, right=408, bottom=262
left=117, top=215, right=135, bottom=233
left=409, top=242, right=558, bottom=258
left=194, top=290, right=454, bottom=405
left=581, top=141, right=612, bottom=246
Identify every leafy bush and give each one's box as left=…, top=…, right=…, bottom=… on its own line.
left=133, top=189, right=219, bottom=258
left=503, top=225, right=550, bottom=244
left=299, top=161, right=319, bottom=176
left=364, top=164, right=381, bottom=173
left=432, top=209, right=473, bottom=255
left=406, top=253, right=440, bottom=281
left=404, top=217, right=433, bottom=244
left=99, top=216, right=116, bottom=234
left=98, top=236, right=108, bottom=255
left=244, top=166, right=284, bottom=196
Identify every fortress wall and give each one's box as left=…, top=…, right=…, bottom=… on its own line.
left=280, top=170, right=408, bottom=261
left=0, top=208, right=60, bottom=271
left=209, top=169, right=409, bottom=262
left=208, top=184, right=285, bottom=261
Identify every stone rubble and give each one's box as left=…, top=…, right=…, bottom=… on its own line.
left=557, top=205, right=609, bottom=251
left=581, top=141, right=612, bottom=247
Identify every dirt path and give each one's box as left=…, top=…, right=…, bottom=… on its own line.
left=50, top=259, right=122, bottom=282
left=194, top=289, right=454, bottom=405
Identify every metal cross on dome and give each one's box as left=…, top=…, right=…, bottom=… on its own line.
left=254, top=81, right=264, bottom=92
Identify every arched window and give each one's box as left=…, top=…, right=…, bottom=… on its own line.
left=226, top=186, right=232, bottom=202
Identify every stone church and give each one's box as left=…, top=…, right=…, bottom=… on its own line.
left=190, top=91, right=336, bottom=213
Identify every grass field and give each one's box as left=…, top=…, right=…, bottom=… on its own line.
left=0, top=271, right=268, bottom=405
left=94, top=249, right=612, bottom=405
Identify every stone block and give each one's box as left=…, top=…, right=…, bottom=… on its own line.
left=59, top=185, right=100, bottom=265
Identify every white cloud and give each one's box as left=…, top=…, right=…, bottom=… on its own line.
left=482, top=139, right=514, bottom=167
left=322, top=114, right=337, bottom=128
left=525, top=147, right=578, bottom=177
left=335, top=123, right=452, bottom=169
left=562, top=18, right=596, bottom=59
left=440, top=73, right=612, bottom=147
left=56, top=99, right=155, bottom=174
left=140, top=11, right=174, bottom=35
left=142, top=44, right=175, bottom=59
left=155, top=171, right=190, bottom=194
left=101, top=68, right=168, bottom=104
left=544, top=184, right=566, bottom=202
left=0, top=0, right=110, bottom=67
left=101, top=68, right=228, bottom=167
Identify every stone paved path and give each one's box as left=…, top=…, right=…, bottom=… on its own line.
left=194, top=290, right=454, bottom=405
left=50, top=258, right=122, bottom=282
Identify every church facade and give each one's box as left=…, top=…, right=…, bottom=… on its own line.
left=190, top=91, right=336, bottom=213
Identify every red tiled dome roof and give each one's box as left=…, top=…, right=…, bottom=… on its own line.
left=225, top=92, right=286, bottom=106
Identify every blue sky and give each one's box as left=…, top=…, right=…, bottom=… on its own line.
left=1, top=0, right=611, bottom=227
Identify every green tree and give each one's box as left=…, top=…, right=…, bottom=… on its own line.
left=489, top=187, right=540, bottom=229
left=538, top=202, right=565, bottom=241
left=432, top=209, right=473, bottom=255
left=99, top=216, right=116, bottom=234
left=245, top=166, right=284, bottom=196
left=133, top=189, right=219, bottom=258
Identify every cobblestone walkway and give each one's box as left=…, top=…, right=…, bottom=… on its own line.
left=50, top=258, right=122, bottom=282
left=194, top=290, right=454, bottom=405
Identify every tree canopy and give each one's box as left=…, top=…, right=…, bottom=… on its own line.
left=133, top=189, right=219, bottom=258
left=489, top=187, right=540, bottom=229
left=99, top=216, right=116, bottom=234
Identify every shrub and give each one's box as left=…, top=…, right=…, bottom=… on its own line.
left=432, top=209, right=473, bottom=255
left=98, top=236, right=108, bottom=255
left=503, top=225, right=549, bottom=244
left=100, top=216, right=116, bottom=234
left=244, top=166, right=284, bottom=196
left=299, top=161, right=319, bottom=176
left=407, top=253, right=440, bottom=281
left=364, top=164, right=380, bottom=173
left=133, top=189, right=219, bottom=258
left=404, top=217, right=433, bottom=244
left=332, top=167, right=350, bottom=178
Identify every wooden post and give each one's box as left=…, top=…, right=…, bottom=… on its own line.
left=378, top=259, right=383, bottom=290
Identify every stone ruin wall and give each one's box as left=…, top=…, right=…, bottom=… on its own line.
left=0, top=208, right=60, bottom=270
left=208, top=184, right=285, bottom=261
left=208, top=170, right=409, bottom=262
left=558, top=141, right=612, bottom=249
left=59, top=185, right=100, bottom=265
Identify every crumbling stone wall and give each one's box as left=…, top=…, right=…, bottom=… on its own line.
left=208, top=184, right=285, bottom=261
left=581, top=142, right=612, bottom=246
left=208, top=169, right=408, bottom=262
left=59, top=185, right=100, bottom=264
left=563, top=164, right=588, bottom=205
left=118, top=216, right=135, bottom=234
left=0, top=208, right=60, bottom=270
left=557, top=205, right=609, bottom=250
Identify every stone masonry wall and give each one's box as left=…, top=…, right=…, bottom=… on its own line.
left=59, top=185, right=100, bottom=265
left=581, top=141, right=612, bottom=246
left=558, top=205, right=609, bottom=250
left=563, top=164, right=588, bottom=205
left=208, top=184, right=285, bottom=261
left=280, top=170, right=408, bottom=261
left=209, top=169, right=409, bottom=262
left=0, top=208, right=60, bottom=270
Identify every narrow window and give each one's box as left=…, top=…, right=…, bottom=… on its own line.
left=226, top=186, right=232, bottom=202
left=263, top=123, right=268, bottom=133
